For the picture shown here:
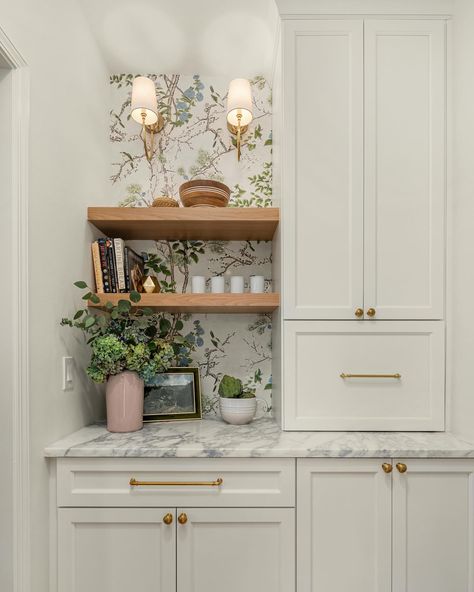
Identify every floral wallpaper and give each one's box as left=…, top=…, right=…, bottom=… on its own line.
left=109, top=74, right=273, bottom=416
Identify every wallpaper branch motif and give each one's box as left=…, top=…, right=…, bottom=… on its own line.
left=109, top=73, right=273, bottom=416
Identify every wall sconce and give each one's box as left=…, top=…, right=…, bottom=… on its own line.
left=130, top=76, right=164, bottom=162
left=226, top=78, right=253, bottom=161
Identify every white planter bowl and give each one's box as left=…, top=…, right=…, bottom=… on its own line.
left=219, top=397, right=267, bottom=425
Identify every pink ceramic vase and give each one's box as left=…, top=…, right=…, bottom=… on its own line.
left=105, top=371, right=144, bottom=433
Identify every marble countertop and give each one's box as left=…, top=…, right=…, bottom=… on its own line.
left=44, top=418, right=474, bottom=458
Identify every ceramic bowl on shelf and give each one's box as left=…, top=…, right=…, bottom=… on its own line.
left=219, top=397, right=268, bottom=425
left=179, top=180, right=230, bottom=208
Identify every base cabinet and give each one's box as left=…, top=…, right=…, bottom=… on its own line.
left=177, top=508, right=295, bottom=592
left=298, top=459, right=474, bottom=592
left=58, top=508, right=176, bottom=592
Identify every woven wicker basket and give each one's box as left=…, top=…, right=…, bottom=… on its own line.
left=151, top=196, right=179, bottom=208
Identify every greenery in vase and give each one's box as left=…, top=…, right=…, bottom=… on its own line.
left=60, top=282, right=193, bottom=384
left=218, top=374, right=256, bottom=399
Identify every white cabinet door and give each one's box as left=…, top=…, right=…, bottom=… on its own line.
left=177, top=507, right=295, bottom=592
left=297, top=459, right=391, bottom=592
left=58, top=508, right=175, bottom=592
left=364, top=20, right=446, bottom=319
left=282, top=19, right=364, bottom=320
left=284, top=321, right=445, bottom=431
left=393, top=459, right=474, bottom=592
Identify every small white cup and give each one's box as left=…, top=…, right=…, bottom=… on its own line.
left=211, top=276, right=225, bottom=293
left=191, top=276, right=206, bottom=293
left=230, top=276, right=244, bottom=293
left=250, top=275, right=265, bottom=293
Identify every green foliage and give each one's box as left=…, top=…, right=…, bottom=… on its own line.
left=218, top=375, right=243, bottom=398
left=60, top=282, right=193, bottom=383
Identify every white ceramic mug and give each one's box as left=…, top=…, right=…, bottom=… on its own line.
left=250, top=275, right=265, bottom=293
left=219, top=397, right=269, bottom=425
left=191, top=276, right=206, bottom=293
left=211, top=276, right=225, bottom=293
left=230, top=276, right=244, bottom=293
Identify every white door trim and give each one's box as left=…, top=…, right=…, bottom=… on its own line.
left=0, top=25, right=30, bottom=592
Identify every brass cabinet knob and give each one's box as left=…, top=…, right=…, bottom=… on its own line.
left=178, top=512, right=188, bottom=525
left=355, top=308, right=364, bottom=318
left=396, top=463, right=407, bottom=474
left=366, top=308, right=376, bottom=317
left=382, top=463, right=393, bottom=474
left=163, top=513, right=173, bottom=525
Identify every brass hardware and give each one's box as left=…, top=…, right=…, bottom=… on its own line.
left=178, top=513, right=188, bottom=525
left=163, top=513, right=173, bottom=525
left=355, top=308, right=364, bottom=318
left=227, top=117, right=249, bottom=162
left=366, top=308, right=376, bottom=317
left=382, top=463, right=393, bottom=474
left=396, top=463, right=407, bottom=474
left=340, top=373, right=401, bottom=379
left=129, top=477, right=223, bottom=487
left=141, top=112, right=165, bottom=162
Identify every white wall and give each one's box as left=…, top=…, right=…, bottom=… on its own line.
left=0, top=1, right=109, bottom=589
left=450, top=0, right=474, bottom=440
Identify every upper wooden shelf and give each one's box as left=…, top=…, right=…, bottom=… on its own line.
left=88, top=293, right=279, bottom=314
left=88, top=207, right=279, bottom=241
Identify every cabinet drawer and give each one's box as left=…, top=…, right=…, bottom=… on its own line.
left=57, top=457, right=295, bottom=508
left=284, top=321, right=445, bottom=431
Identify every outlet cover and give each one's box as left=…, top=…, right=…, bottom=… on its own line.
left=62, top=356, right=74, bottom=391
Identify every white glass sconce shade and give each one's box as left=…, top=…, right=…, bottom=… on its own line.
left=131, top=76, right=158, bottom=126
left=226, top=78, right=253, bottom=127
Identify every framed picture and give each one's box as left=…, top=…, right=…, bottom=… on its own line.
left=143, top=367, right=202, bottom=422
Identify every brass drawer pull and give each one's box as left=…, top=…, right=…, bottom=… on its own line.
left=382, top=463, right=393, bottom=474
left=396, top=463, right=408, bottom=474
left=340, top=373, right=401, bottom=379
left=130, top=477, right=223, bottom=487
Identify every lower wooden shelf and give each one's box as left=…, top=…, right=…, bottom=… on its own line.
left=88, top=293, right=279, bottom=313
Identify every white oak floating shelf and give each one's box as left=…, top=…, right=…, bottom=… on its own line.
left=88, top=293, right=280, bottom=314
left=88, top=207, right=280, bottom=241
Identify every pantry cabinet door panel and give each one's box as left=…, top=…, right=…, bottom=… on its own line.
left=177, top=507, right=295, bottom=592
left=58, top=508, right=175, bottom=592
left=364, top=20, right=445, bottom=319
left=392, top=459, right=474, bottom=592
left=282, top=19, right=364, bottom=319
left=297, top=459, right=391, bottom=592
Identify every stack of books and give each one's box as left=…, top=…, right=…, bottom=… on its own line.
left=91, top=238, right=144, bottom=294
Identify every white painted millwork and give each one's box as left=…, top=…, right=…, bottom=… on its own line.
left=58, top=508, right=176, bottom=592
left=177, top=508, right=295, bottom=592
left=392, top=459, right=474, bottom=592
left=282, top=19, right=364, bottom=319
left=284, top=321, right=445, bottom=430
left=364, top=20, right=446, bottom=319
left=281, top=18, right=446, bottom=320
left=56, top=457, right=295, bottom=507
left=297, top=459, right=391, bottom=592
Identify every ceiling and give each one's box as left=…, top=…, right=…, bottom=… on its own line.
left=78, top=0, right=279, bottom=79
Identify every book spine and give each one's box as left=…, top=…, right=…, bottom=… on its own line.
left=106, top=240, right=117, bottom=292
left=98, top=238, right=111, bottom=293
left=91, top=241, right=104, bottom=294
left=123, top=246, right=130, bottom=292
left=113, top=238, right=126, bottom=292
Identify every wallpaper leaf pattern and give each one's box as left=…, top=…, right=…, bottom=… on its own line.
left=109, top=74, right=273, bottom=416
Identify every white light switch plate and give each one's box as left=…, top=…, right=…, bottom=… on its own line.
left=62, top=356, right=74, bottom=391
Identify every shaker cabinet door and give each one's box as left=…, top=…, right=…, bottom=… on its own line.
left=58, top=508, right=175, bottom=592
left=364, top=20, right=446, bottom=319
left=392, top=459, right=474, bottom=592
left=177, top=507, right=295, bottom=592
left=297, top=459, right=391, bottom=592
left=282, top=19, right=364, bottom=320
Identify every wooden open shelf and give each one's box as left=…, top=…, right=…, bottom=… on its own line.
left=88, top=207, right=279, bottom=241
left=88, top=293, right=279, bottom=314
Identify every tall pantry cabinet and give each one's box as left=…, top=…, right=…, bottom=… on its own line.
left=274, top=14, right=448, bottom=430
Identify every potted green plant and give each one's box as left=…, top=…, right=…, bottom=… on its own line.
left=218, top=375, right=267, bottom=425
left=61, top=282, right=192, bottom=433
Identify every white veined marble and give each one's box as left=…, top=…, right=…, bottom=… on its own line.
left=44, top=418, right=474, bottom=458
